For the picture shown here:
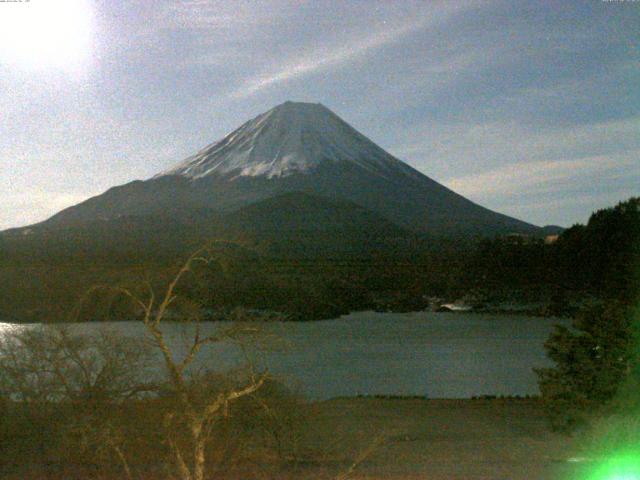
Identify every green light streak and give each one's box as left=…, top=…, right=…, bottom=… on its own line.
left=583, top=451, right=640, bottom=480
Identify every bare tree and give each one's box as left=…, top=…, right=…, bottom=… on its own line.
left=0, top=326, right=153, bottom=402
left=0, top=325, right=153, bottom=478
left=87, top=245, right=271, bottom=480
left=0, top=244, right=292, bottom=479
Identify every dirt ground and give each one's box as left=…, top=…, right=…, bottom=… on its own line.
left=1, top=398, right=586, bottom=480
left=298, top=397, right=582, bottom=480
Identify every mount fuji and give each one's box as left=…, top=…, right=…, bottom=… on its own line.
left=22, top=101, right=538, bottom=237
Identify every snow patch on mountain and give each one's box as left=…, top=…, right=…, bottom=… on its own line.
left=158, top=101, right=419, bottom=181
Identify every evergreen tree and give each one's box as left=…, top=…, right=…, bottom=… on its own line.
left=536, top=301, right=637, bottom=430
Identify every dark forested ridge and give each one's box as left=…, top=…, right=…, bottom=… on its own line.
left=461, top=197, right=639, bottom=308
left=0, top=196, right=637, bottom=323
left=533, top=198, right=640, bottom=431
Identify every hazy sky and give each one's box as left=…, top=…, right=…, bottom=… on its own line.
left=1, top=0, right=638, bottom=230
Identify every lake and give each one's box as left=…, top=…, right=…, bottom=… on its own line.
left=0, top=311, right=567, bottom=399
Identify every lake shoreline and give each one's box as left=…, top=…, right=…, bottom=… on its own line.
left=0, top=305, right=571, bottom=325
left=2, top=312, right=567, bottom=399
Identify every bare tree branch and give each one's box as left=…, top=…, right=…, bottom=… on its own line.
left=334, top=433, right=386, bottom=480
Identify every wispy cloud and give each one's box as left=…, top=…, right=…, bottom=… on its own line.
left=388, top=114, right=640, bottom=226
left=445, top=152, right=638, bottom=198
left=517, top=188, right=639, bottom=214
left=392, top=117, right=640, bottom=178
left=229, top=2, right=472, bottom=99
left=229, top=21, right=422, bottom=98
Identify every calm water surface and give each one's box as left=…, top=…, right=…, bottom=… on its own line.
left=0, top=311, right=568, bottom=399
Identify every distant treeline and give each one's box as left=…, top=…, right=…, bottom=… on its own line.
left=462, top=197, right=639, bottom=307
left=0, top=197, right=637, bottom=323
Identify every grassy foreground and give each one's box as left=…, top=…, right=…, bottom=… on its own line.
left=1, top=397, right=582, bottom=480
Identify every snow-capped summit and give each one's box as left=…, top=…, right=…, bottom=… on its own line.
left=32, top=101, right=540, bottom=236
left=159, top=101, right=415, bottom=181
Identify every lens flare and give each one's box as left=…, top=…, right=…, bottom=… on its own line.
left=583, top=451, right=640, bottom=480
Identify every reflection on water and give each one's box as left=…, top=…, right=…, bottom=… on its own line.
left=0, top=312, right=568, bottom=399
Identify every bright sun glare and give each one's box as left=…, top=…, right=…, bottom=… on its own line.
left=0, top=0, right=93, bottom=71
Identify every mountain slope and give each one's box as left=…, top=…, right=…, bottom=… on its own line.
left=225, top=191, right=406, bottom=234
left=22, top=101, right=538, bottom=236
left=220, top=192, right=414, bottom=257
left=2, top=192, right=413, bottom=261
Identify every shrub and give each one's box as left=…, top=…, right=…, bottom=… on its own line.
left=536, top=300, right=637, bottom=431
